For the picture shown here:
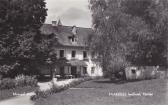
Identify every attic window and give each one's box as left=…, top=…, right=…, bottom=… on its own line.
left=52, top=21, right=57, bottom=26
left=69, top=36, right=77, bottom=42
left=72, top=25, right=77, bottom=35
left=72, top=37, right=75, bottom=42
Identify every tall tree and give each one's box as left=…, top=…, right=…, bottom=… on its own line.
left=122, top=0, right=168, bottom=66
left=89, top=0, right=168, bottom=75
left=0, top=0, right=57, bottom=77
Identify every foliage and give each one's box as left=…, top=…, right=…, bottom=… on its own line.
left=89, top=0, right=168, bottom=75
left=0, top=75, right=37, bottom=90
left=0, top=0, right=57, bottom=77
left=15, top=74, right=38, bottom=87
left=31, top=77, right=93, bottom=100
left=0, top=78, right=16, bottom=89
left=122, top=0, right=168, bottom=66
left=0, top=0, right=47, bottom=33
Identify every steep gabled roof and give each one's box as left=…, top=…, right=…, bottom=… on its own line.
left=40, top=24, right=93, bottom=47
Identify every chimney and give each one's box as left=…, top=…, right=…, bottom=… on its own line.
left=72, top=25, right=77, bottom=35
left=52, top=21, right=57, bottom=26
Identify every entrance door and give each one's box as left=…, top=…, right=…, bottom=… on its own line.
left=71, top=66, right=77, bottom=77
left=60, top=66, right=65, bottom=77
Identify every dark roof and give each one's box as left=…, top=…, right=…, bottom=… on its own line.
left=40, top=24, right=93, bottom=47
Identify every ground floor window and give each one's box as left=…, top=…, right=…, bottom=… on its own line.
left=91, top=67, right=95, bottom=74
left=83, top=67, right=87, bottom=74
left=71, top=66, right=77, bottom=75
left=68, top=67, right=71, bottom=74
left=60, top=66, right=64, bottom=76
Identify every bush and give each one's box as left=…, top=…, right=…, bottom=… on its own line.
left=31, top=77, right=93, bottom=100
left=106, top=58, right=130, bottom=80
left=0, top=78, right=16, bottom=89
left=0, top=75, right=37, bottom=90
left=15, top=75, right=38, bottom=87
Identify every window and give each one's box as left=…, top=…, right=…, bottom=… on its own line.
left=72, top=51, right=76, bottom=58
left=91, top=67, right=95, bottom=74
left=72, top=36, right=77, bottom=42
left=83, top=67, right=87, bottom=74
left=131, top=69, right=136, bottom=74
left=83, top=51, right=87, bottom=59
left=72, top=37, right=75, bottom=42
left=68, top=67, right=71, bottom=74
left=60, top=50, right=64, bottom=58
left=60, top=66, right=64, bottom=76
left=69, top=35, right=77, bottom=43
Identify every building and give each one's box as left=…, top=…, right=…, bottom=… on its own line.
left=125, top=66, right=159, bottom=80
left=40, top=20, right=103, bottom=78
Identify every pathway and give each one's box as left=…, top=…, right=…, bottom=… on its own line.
left=0, top=78, right=77, bottom=105
left=0, top=92, right=35, bottom=105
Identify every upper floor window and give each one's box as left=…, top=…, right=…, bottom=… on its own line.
left=60, top=50, right=64, bottom=58
left=83, top=51, right=87, bottom=59
left=72, top=50, right=76, bottom=58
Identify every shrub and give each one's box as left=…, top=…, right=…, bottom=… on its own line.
left=0, top=75, right=37, bottom=90
left=0, top=78, right=16, bottom=89
left=31, top=77, right=93, bottom=100
left=15, top=75, right=38, bottom=87
left=106, top=57, right=130, bottom=80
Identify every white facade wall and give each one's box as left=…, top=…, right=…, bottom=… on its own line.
left=56, top=48, right=91, bottom=60
left=56, top=47, right=103, bottom=77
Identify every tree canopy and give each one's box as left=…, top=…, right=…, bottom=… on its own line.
left=89, top=0, right=168, bottom=74
left=0, top=0, right=57, bottom=77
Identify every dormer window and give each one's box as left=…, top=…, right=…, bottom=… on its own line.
left=68, top=25, right=78, bottom=43
left=68, top=35, right=77, bottom=43
left=72, top=37, right=75, bottom=42
left=72, top=25, right=77, bottom=35
left=52, top=21, right=57, bottom=27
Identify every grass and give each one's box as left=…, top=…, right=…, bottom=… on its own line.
left=0, top=86, right=38, bottom=101
left=35, top=78, right=168, bottom=105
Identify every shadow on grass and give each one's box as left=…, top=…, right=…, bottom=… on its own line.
left=93, top=78, right=145, bottom=84
left=93, top=79, right=127, bottom=84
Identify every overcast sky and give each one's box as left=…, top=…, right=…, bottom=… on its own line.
left=45, top=0, right=92, bottom=28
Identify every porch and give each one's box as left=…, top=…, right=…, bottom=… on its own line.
left=55, top=60, right=88, bottom=79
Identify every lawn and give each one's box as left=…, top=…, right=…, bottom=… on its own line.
left=35, top=78, right=168, bottom=105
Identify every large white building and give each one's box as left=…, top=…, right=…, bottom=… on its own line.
left=40, top=20, right=103, bottom=78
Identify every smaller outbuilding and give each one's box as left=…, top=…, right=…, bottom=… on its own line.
left=125, top=66, right=159, bottom=80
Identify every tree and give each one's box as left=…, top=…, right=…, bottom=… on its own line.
left=0, top=0, right=56, bottom=78
left=89, top=0, right=168, bottom=76
left=122, top=0, right=168, bottom=66
left=89, top=0, right=147, bottom=74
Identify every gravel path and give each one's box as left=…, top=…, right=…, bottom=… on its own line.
left=0, top=92, right=35, bottom=105
left=0, top=79, right=77, bottom=105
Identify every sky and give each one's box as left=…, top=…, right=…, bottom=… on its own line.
left=45, top=0, right=92, bottom=28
